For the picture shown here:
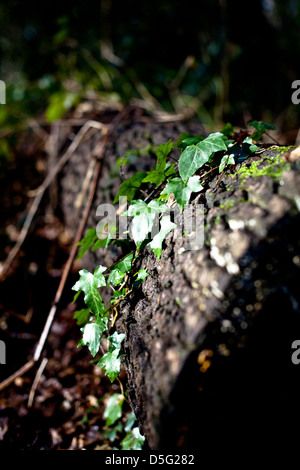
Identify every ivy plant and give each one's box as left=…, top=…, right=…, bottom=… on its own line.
left=72, top=119, right=279, bottom=444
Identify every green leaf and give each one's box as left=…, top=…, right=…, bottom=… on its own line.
left=186, top=174, right=204, bottom=193
left=142, top=141, right=175, bottom=188
left=247, top=120, right=276, bottom=141
left=77, top=229, right=98, bottom=260
left=74, top=308, right=90, bottom=325
left=220, top=122, right=235, bottom=137
left=176, top=133, right=204, bottom=149
left=165, top=163, right=177, bottom=177
left=243, top=136, right=259, bottom=153
left=123, top=199, right=168, bottom=247
left=102, top=422, right=123, bottom=442
left=155, top=139, right=173, bottom=172
left=72, top=266, right=106, bottom=317
left=178, top=132, right=227, bottom=182
left=160, top=175, right=203, bottom=210
left=77, top=229, right=112, bottom=259
left=92, top=236, right=112, bottom=250
left=121, top=427, right=145, bottom=450
left=45, top=91, right=80, bottom=122
left=219, top=153, right=235, bottom=173
left=113, top=253, right=134, bottom=273
left=80, top=316, right=109, bottom=356
left=248, top=120, right=276, bottom=131
left=107, top=253, right=134, bottom=286
left=103, top=393, right=125, bottom=427
left=107, top=269, right=126, bottom=286
left=142, top=169, right=166, bottom=187
left=124, top=412, right=136, bottom=432
left=98, top=349, right=122, bottom=382
left=98, top=332, right=125, bottom=382
left=109, top=288, right=126, bottom=304
left=148, top=215, right=177, bottom=259
left=108, top=331, right=126, bottom=350
left=134, top=268, right=149, bottom=281
left=113, top=171, right=146, bottom=203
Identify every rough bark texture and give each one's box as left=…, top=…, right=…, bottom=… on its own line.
left=115, top=149, right=300, bottom=449
left=57, top=112, right=300, bottom=450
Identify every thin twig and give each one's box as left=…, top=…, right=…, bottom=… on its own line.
left=264, top=131, right=280, bottom=145
left=28, top=357, right=48, bottom=408
left=0, top=120, right=104, bottom=281
left=33, top=153, right=104, bottom=362
left=0, top=359, right=35, bottom=392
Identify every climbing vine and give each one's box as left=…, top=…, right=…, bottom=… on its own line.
left=72, top=120, right=284, bottom=444
left=72, top=120, right=283, bottom=380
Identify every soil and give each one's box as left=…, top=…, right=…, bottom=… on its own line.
left=0, top=112, right=134, bottom=450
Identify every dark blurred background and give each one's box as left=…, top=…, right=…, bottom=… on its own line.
left=0, top=0, right=300, bottom=146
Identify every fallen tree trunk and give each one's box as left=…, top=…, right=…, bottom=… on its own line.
left=58, top=111, right=300, bottom=449
left=116, top=149, right=300, bottom=449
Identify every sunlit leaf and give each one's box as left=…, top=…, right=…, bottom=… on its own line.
left=120, top=427, right=145, bottom=450
left=160, top=175, right=203, bottom=210
left=148, top=215, right=176, bottom=259
left=178, top=132, right=227, bottom=182
left=72, top=266, right=106, bottom=317
left=80, top=316, right=108, bottom=356
left=113, top=171, right=146, bottom=203
left=123, top=199, right=168, bottom=247
left=103, top=393, right=125, bottom=427
left=98, top=332, right=125, bottom=382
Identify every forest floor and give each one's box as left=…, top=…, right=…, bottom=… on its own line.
left=0, top=120, right=131, bottom=450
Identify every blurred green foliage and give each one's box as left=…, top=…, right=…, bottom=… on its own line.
left=0, top=0, right=300, bottom=156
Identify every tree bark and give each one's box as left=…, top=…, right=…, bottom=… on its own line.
left=116, top=149, right=300, bottom=449
left=58, top=112, right=300, bottom=449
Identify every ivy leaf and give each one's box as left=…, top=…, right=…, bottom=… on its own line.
left=178, top=132, right=227, bottom=182
left=134, top=268, right=149, bottom=281
left=124, top=412, right=136, bottom=432
left=165, top=163, right=177, bottom=177
left=247, top=120, right=276, bottom=141
left=77, top=229, right=98, bottom=260
left=92, top=235, right=112, bottom=251
left=113, top=171, right=146, bottom=204
left=102, top=422, right=123, bottom=442
left=72, top=266, right=106, bottom=317
left=103, top=393, right=125, bottom=427
left=80, top=316, right=108, bottom=356
left=99, top=350, right=122, bottom=383
left=160, top=175, right=203, bottom=210
left=155, top=139, right=173, bottom=172
left=142, top=140, right=174, bottom=188
left=123, top=199, right=168, bottom=247
left=108, top=331, right=126, bottom=350
left=220, top=122, right=235, bottom=137
left=107, top=253, right=134, bottom=286
left=107, top=270, right=126, bottom=286
left=112, top=253, right=134, bottom=273
left=219, top=153, right=235, bottom=173
left=148, top=215, right=177, bottom=259
left=243, top=136, right=259, bottom=153
left=109, top=288, right=127, bottom=304
left=121, top=427, right=145, bottom=450
left=142, top=169, right=166, bottom=187
left=74, top=308, right=90, bottom=325
left=176, top=133, right=204, bottom=149
left=98, top=332, right=125, bottom=382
